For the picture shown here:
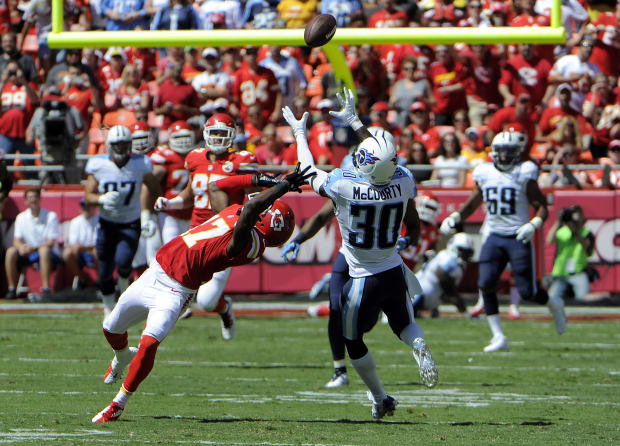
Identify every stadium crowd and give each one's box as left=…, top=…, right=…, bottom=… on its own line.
left=0, top=0, right=619, bottom=189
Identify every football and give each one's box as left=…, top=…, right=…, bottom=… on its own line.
left=303, top=14, right=337, bottom=48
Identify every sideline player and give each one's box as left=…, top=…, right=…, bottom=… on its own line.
left=154, top=112, right=258, bottom=339
left=440, top=131, right=566, bottom=352
left=283, top=88, right=438, bottom=420
left=84, top=125, right=162, bottom=317
left=91, top=165, right=313, bottom=423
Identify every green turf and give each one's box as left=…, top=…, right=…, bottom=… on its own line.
left=1, top=310, right=619, bottom=445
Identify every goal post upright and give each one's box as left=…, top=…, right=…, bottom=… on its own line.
left=47, top=0, right=564, bottom=96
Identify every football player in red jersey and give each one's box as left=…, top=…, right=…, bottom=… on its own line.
left=92, top=166, right=313, bottom=423
left=154, top=112, right=258, bottom=338
left=399, top=191, right=440, bottom=270
left=130, top=121, right=154, bottom=155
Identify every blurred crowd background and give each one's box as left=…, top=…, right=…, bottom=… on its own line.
left=0, top=0, right=619, bottom=188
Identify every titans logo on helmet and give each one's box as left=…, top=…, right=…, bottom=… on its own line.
left=356, top=148, right=380, bottom=166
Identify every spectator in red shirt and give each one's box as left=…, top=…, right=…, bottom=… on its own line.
left=583, top=72, right=616, bottom=121
left=153, top=62, right=200, bottom=131
left=406, top=101, right=443, bottom=155
left=368, top=0, right=408, bottom=28
left=231, top=46, right=282, bottom=126
left=0, top=61, right=38, bottom=162
left=369, top=101, right=402, bottom=138
left=540, top=84, right=588, bottom=137
left=307, top=99, right=334, bottom=165
left=181, top=47, right=205, bottom=82
left=98, top=47, right=126, bottom=93
left=510, top=0, right=554, bottom=60
left=244, top=104, right=265, bottom=148
left=351, top=44, right=389, bottom=103
left=499, top=44, right=553, bottom=108
left=487, top=93, right=538, bottom=152
left=587, top=2, right=620, bottom=77
left=253, top=124, right=297, bottom=165
left=462, top=44, right=503, bottom=126
left=107, top=64, right=151, bottom=113
left=61, top=64, right=103, bottom=129
left=427, top=45, right=467, bottom=125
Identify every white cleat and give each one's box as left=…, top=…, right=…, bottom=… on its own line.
left=412, top=338, right=438, bottom=388
left=219, top=296, right=237, bottom=341
left=325, top=371, right=349, bottom=388
left=103, top=347, right=138, bottom=384
left=483, top=335, right=509, bottom=352
left=547, top=297, right=567, bottom=335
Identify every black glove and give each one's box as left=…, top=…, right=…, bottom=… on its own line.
left=284, top=163, right=316, bottom=193
left=252, top=173, right=281, bottom=188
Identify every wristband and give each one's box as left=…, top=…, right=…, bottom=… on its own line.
left=166, top=196, right=185, bottom=210
left=450, top=211, right=461, bottom=224
left=292, top=231, right=307, bottom=245
left=530, top=216, right=543, bottom=229
left=350, top=117, right=363, bottom=131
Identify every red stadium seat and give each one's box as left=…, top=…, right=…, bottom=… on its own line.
left=103, top=109, right=136, bottom=129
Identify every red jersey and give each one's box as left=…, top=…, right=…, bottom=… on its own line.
left=232, top=65, right=280, bottom=123
left=154, top=79, right=199, bottom=130
left=125, top=47, right=157, bottom=80
left=499, top=55, right=551, bottom=106
left=156, top=204, right=266, bottom=290
left=150, top=146, right=192, bottom=221
left=487, top=106, right=537, bottom=152
left=65, top=86, right=92, bottom=127
left=98, top=64, right=123, bottom=92
left=115, top=82, right=150, bottom=112
left=185, top=148, right=257, bottom=228
left=427, top=61, right=467, bottom=115
left=407, top=124, right=442, bottom=154
left=375, top=44, right=416, bottom=80
left=0, top=83, right=36, bottom=138
left=399, top=222, right=439, bottom=270
left=461, top=49, right=503, bottom=105
left=308, top=120, right=333, bottom=161
left=368, top=9, right=408, bottom=28
left=590, top=12, right=620, bottom=76
left=0, top=0, right=11, bottom=34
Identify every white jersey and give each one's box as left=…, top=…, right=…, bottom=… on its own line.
left=322, top=165, right=417, bottom=278
left=415, top=249, right=464, bottom=310
left=85, top=154, right=153, bottom=224
left=473, top=161, right=538, bottom=236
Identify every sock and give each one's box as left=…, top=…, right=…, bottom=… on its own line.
left=399, top=322, right=424, bottom=349
left=474, top=291, right=484, bottom=309
left=510, top=286, right=520, bottom=306
left=213, top=296, right=227, bottom=314
left=117, top=276, right=130, bottom=294
left=103, top=329, right=128, bottom=351
left=350, top=351, right=385, bottom=403
left=123, top=334, right=160, bottom=393
left=487, top=314, right=504, bottom=339
left=333, top=359, right=346, bottom=370
left=101, top=292, right=116, bottom=313
left=112, top=385, right=133, bottom=408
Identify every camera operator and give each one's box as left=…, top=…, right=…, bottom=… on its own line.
left=546, top=205, right=596, bottom=302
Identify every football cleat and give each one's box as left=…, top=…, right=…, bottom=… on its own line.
left=547, top=297, right=567, bottom=335
left=219, top=296, right=236, bottom=341
left=508, top=304, right=521, bottom=320
left=92, top=401, right=124, bottom=423
left=483, top=335, right=509, bottom=352
left=180, top=307, right=193, bottom=320
left=325, top=371, right=349, bottom=388
left=412, top=338, right=438, bottom=388
left=469, top=304, right=485, bottom=318
left=308, top=273, right=331, bottom=300
left=103, top=347, right=138, bottom=384
left=367, top=392, right=398, bottom=419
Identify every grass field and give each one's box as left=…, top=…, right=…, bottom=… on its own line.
left=1, top=306, right=620, bottom=445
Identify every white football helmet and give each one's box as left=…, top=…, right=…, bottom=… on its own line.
left=106, top=125, right=132, bottom=166
left=353, top=132, right=398, bottom=186
left=491, top=131, right=525, bottom=171
left=447, top=232, right=474, bottom=264
left=416, top=191, right=440, bottom=224
left=168, top=120, right=195, bottom=154
left=130, top=121, right=153, bottom=154
left=368, top=126, right=395, bottom=147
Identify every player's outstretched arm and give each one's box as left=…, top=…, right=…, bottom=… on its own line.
left=208, top=173, right=285, bottom=213
left=281, top=199, right=335, bottom=263
left=282, top=106, right=328, bottom=196
left=226, top=164, right=315, bottom=257
left=439, top=184, right=483, bottom=235
left=329, top=87, right=372, bottom=141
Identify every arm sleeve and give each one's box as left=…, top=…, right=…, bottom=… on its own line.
left=214, top=174, right=254, bottom=193
left=294, top=133, right=328, bottom=195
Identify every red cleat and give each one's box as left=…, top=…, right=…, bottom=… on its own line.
left=92, top=402, right=124, bottom=423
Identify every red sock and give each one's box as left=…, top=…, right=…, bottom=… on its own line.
left=103, top=329, right=128, bottom=351
left=123, top=334, right=160, bottom=393
left=213, top=295, right=227, bottom=313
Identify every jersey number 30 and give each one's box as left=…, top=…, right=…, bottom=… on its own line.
left=349, top=203, right=403, bottom=249
left=484, top=186, right=516, bottom=215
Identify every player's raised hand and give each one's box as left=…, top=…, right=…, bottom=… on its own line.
left=282, top=106, right=309, bottom=138
left=98, top=191, right=121, bottom=210
left=252, top=172, right=281, bottom=188
left=154, top=196, right=169, bottom=211
left=516, top=221, right=536, bottom=243
left=439, top=211, right=461, bottom=235
left=281, top=241, right=301, bottom=263
left=329, top=88, right=359, bottom=127
left=283, top=163, right=316, bottom=193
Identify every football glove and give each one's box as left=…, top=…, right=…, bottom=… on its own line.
left=329, top=88, right=363, bottom=130
left=252, top=173, right=281, bottom=188
left=140, top=210, right=158, bottom=238
left=439, top=211, right=461, bottom=235
left=516, top=217, right=542, bottom=244
left=98, top=191, right=121, bottom=210
left=281, top=241, right=300, bottom=263
left=154, top=196, right=184, bottom=211
left=282, top=106, right=309, bottom=138
left=284, top=163, right=316, bottom=193
left=396, top=236, right=410, bottom=253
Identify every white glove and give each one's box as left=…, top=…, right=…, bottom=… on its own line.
left=329, top=88, right=363, bottom=130
left=282, top=106, right=309, bottom=138
left=154, top=196, right=184, bottom=211
left=516, top=217, right=542, bottom=244
left=141, top=210, right=158, bottom=238
left=439, top=211, right=461, bottom=235
left=98, top=191, right=121, bottom=210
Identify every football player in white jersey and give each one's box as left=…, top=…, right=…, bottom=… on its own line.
left=85, top=125, right=162, bottom=317
left=440, top=131, right=567, bottom=352
left=282, top=88, right=438, bottom=420
left=413, top=232, right=473, bottom=316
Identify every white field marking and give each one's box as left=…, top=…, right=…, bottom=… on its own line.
left=0, top=429, right=113, bottom=441
left=541, top=343, right=620, bottom=349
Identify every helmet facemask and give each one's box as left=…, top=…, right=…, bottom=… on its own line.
left=204, top=127, right=234, bottom=154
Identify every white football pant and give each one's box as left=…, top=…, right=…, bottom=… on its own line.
left=196, top=267, right=232, bottom=311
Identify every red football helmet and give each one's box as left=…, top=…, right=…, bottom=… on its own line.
left=415, top=191, right=440, bottom=224
left=203, top=112, right=236, bottom=154
left=255, top=200, right=295, bottom=247
left=130, top=121, right=153, bottom=154
left=168, top=120, right=194, bottom=154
